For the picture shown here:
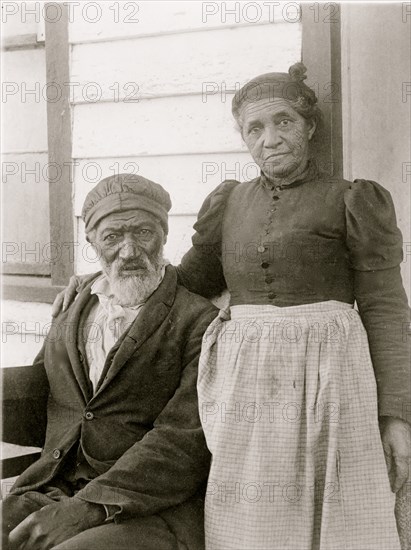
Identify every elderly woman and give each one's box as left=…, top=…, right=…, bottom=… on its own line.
left=55, top=64, right=410, bottom=549
left=175, top=63, right=411, bottom=549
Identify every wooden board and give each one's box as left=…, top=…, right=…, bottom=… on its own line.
left=72, top=152, right=258, bottom=216
left=45, top=4, right=75, bottom=286
left=72, top=94, right=250, bottom=158
left=1, top=2, right=40, bottom=38
left=69, top=1, right=299, bottom=44
left=70, top=23, right=301, bottom=102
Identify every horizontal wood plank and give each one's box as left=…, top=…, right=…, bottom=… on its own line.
left=2, top=33, right=44, bottom=51
left=1, top=442, right=41, bottom=459
left=69, top=1, right=299, bottom=44
left=2, top=299, right=52, bottom=327
left=72, top=95, right=249, bottom=158
left=72, top=152, right=258, bottom=216
left=70, top=23, right=301, bottom=103
left=1, top=334, right=47, bottom=367
left=1, top=6, right=40, bottom=39
left=2, top=263, right=51, bottom=276
left=164, top=215, right=199, bottom=265
left=2, top=282, right=65, bottom=304
left=2, top=300, right=52, bottom=367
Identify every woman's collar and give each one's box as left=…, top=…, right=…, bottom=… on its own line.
left=260, top=160, right=319, bottom=190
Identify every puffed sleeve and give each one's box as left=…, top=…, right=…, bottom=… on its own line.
left=176, top=179, right=240, bottom=299
left=345, top=179, right=411, bottom=422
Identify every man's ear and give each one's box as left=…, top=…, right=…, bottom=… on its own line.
left=86, top=229, right=96, bottom=244
left=307, top=119, right=317, bottom=141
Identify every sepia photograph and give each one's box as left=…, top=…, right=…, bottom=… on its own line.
left=1, top=1, right=410, bottom=548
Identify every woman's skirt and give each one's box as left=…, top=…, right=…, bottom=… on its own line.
left=198, top=301, right=400, bottom=550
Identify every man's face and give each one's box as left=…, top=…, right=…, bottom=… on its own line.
left=239, top=98, right=316, bottom=180
left=91, top=210, right=166, bottom=306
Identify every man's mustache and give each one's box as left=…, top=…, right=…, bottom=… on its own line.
left=118, top=261, right=150, bottom=272
left=103, top=246, right=164, bottom=279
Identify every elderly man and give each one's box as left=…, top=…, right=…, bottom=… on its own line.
left=2, top=174, right=217, bottom=550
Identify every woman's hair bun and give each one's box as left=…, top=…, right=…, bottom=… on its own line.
left=288, top=62, right=308, bottom=82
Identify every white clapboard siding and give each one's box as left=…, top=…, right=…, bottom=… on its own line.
left=1, top=300, right=52, bottom=368
left=70, top=23, right=301, bottom=102
left=69, top=1, right=300, bottom=44
left=72, top=153, right=258, bottom=216
left=1, top=1, right=41, bottom=38
left=71, top=7, right=302, bottom=275
left=2, top=300, right=51, bottom=328
left=2, top=49, right=48, bottom=153
left=76, top=214, right=197, bottom=274
left=163, top=215, right=199, bottom=264
left=72, top=94, right=249, bottom=158
left=2, top=152, right=50, bottom=254
left=1, top=334, right=46, bottom=368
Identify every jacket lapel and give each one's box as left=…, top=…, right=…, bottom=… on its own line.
left=64, top=273, right=101, bottom=402
left=93, top=266, right=177, bottom=396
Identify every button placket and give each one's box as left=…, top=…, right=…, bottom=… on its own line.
left=259, top=184, right=283, bottom=300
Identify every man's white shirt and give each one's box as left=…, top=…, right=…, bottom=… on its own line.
left=84, top=269, right=165, bottom=392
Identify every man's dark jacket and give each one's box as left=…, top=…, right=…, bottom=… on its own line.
left=7, top=266, right=217, bottom=547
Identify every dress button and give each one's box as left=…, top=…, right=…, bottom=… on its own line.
left=272, top=196, right=280, bottom=201
left=52, top=449, right=61, bottom=460
left=257, top=245, right=266, bottom=253
left=265, top=276, right=273, bottom=284
left=84, top=411, right=94, bottom=420
left=261, top=262, right=270, bottom=269
left=268, top=292, right=277, bottom=300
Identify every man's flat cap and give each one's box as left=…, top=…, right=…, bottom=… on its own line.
left=82, top=173, right=172, bottom=234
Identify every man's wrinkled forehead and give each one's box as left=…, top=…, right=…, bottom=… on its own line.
left=96, top=209, right=162, bottom=233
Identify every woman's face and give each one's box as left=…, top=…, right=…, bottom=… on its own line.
left=239, top=98, right=316, bottom=180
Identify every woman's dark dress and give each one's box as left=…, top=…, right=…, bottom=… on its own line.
left=177, top=165, right=410, bottom=549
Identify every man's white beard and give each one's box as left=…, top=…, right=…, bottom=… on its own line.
left=101, top=245, right=165, bottom=307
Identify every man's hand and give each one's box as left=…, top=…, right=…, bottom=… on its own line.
left=8, top=498, right=106, bottom=550
left=380, top=416, right=411, bottom=493
left=51, top=273, right=95, bottom=317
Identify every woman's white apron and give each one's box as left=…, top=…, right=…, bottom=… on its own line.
left=198, top=301, right=400, bottom=550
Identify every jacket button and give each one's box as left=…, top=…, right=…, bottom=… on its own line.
left=84, top=411, right=94, bottom=420
left=52, top=449, right=61, bottom=459
left=268, top=292, right=277, bottom=300
left=265, top=276, right=273, bottom=284
left=261, top=262, right=270, bottom=269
